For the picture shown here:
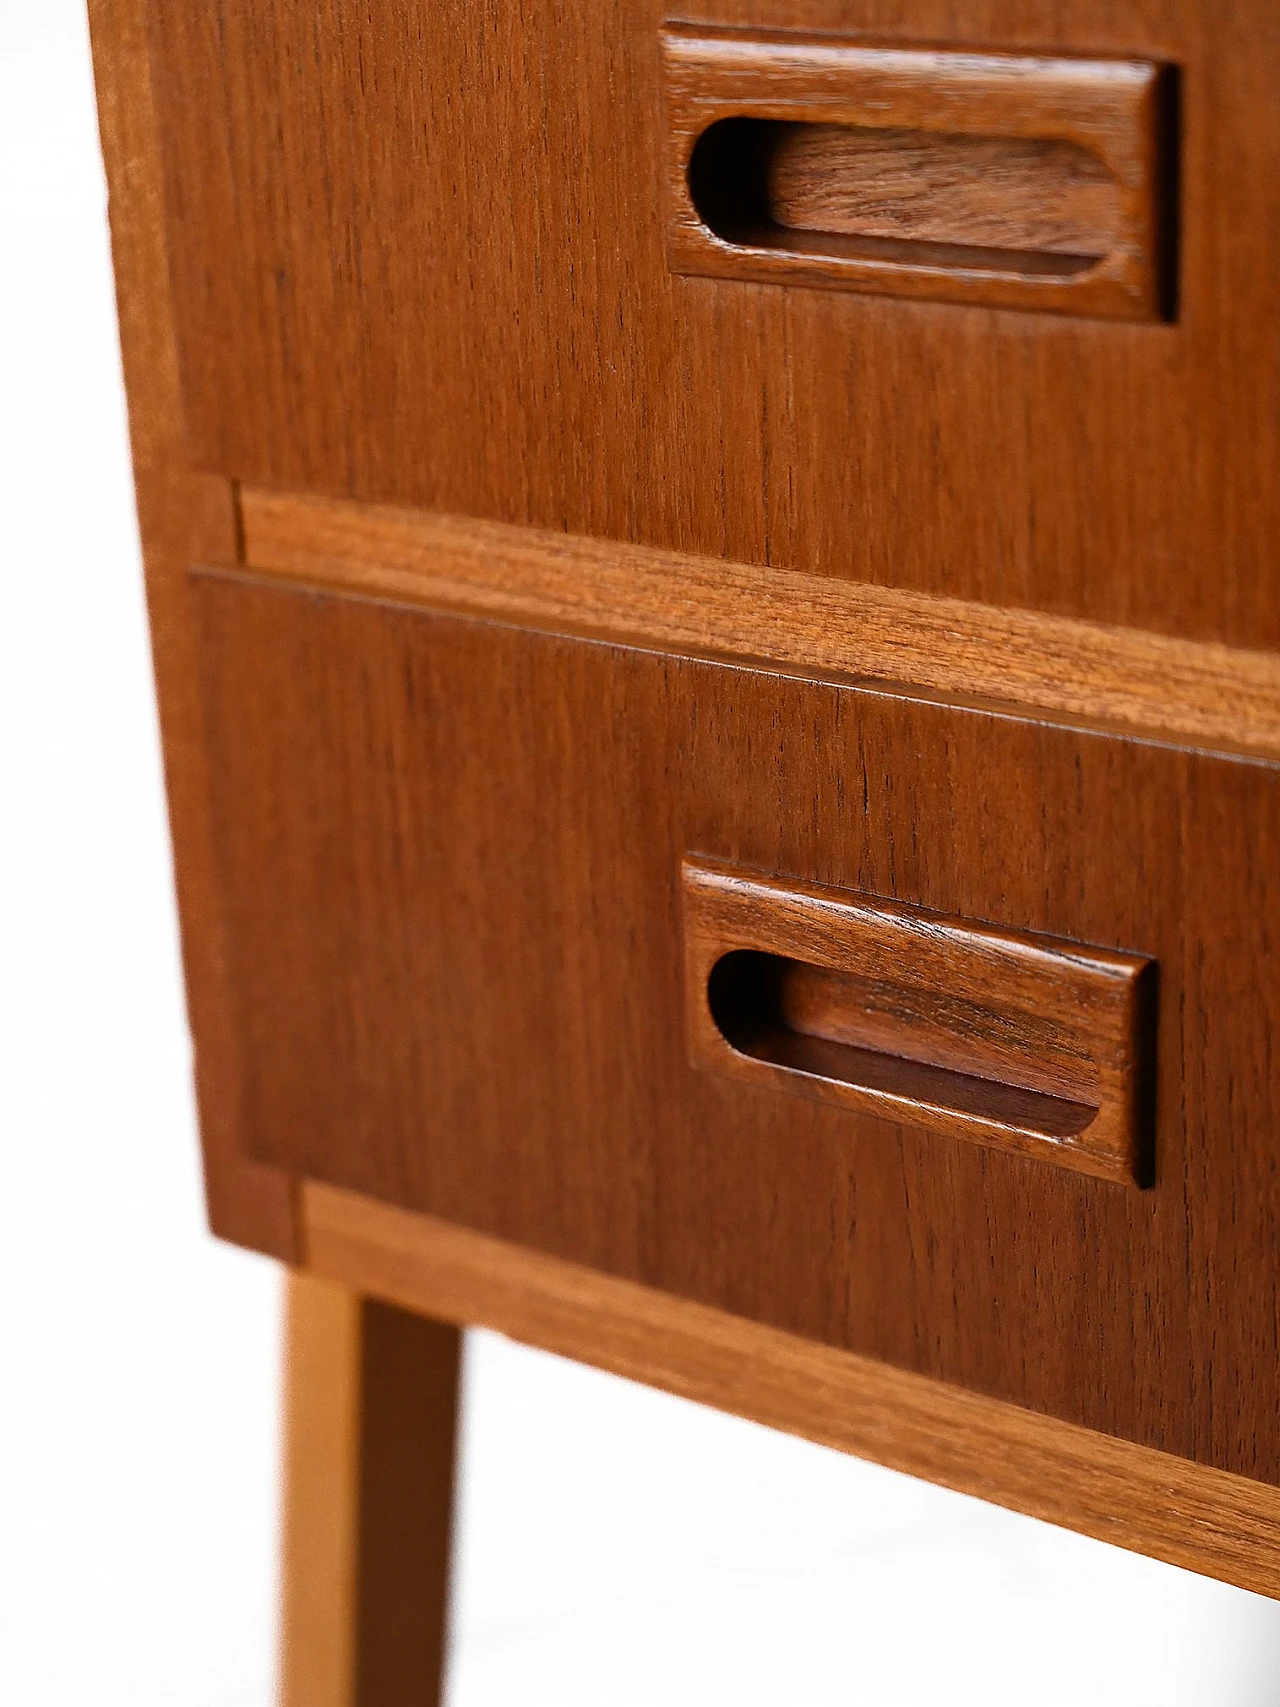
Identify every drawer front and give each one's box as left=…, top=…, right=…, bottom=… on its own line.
left=147, top=0, right=1280, bottom=648
left=195, top=572, right=1280, bottom=1484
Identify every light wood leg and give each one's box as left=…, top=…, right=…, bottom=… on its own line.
left=279, top=1273, right=461, bottom=1707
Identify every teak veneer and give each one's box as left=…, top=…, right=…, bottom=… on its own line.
left=662, top=29, right=1173, bottom=319
left=240, top=487, right=1280, bottom=762
left=142, top=0, right=1280, bottom=649
left=88, top=0, right=1280, bottom=1693
left=192, top=566, right=1280, bottom=1490
left=302, top=1182, right=1280, bottom=1603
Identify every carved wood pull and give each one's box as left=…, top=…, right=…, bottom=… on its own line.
left=662, top=27, right=1176, bottom=320
left=682, top=858, right=1156, bottom=1185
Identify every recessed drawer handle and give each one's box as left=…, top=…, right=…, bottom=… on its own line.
left=682, top=859, right=1155, bottom=1186
left=662, top=27, right=1176, bottom=320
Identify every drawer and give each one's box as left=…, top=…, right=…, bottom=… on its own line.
left=146, top=0, right=1280, bottom=651
left=194, top=566, right=1280, bottom=1486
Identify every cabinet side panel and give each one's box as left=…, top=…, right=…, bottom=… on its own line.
left=88, top=0, right=297, bottom=1257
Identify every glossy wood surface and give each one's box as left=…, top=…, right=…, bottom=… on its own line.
left=767, top=126, right=1124, bottom=256
left=682, top=857, right=1153, bottom=1184
left=663, top=28, right=1168, bottom=318
left=303, top=1182, right=1280, bottom=1601
left=193, top=569, right=1280, bottom=1485
left=88, top=0, right=295, bottom=1258
left=92, top=0, right=1280, bottom=1599
left=239, top=489, right=1280, bottom=761
left=145, top=0, right=1280, bottom=647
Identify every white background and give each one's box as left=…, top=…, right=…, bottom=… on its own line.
left=3, top=5, right=1280, bottom=1703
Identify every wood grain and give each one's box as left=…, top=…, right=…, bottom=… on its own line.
left=144, top=0, right=1280, bottom=647
left=87, top=0, right=296, bottom=1258
left=682, top=857, right=1153, bottom=1185
left=279, top=1275, right=460, bottom=1707
left=302, top=1181, right=1280, bottom=1602
left=765, top=124, right=1120, bottom=257
left=665, top=29, right=1167, bottom=319
left=239, top=488, right=1280, bottom=762
left=93, top=0, right=1280, bottom=1588
left=193, top=572, right=1280, bottom=1485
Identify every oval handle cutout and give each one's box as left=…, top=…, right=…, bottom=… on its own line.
left=683, top=859, right=1155, bottom=1185
left=707, top=946, right=1101, bottom=1145
left=688, top=117, right=1115, bottom=282
left=662, top=28, right=1175, bottom=320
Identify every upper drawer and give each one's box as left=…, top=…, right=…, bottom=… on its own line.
left=147, top=0, right=1280, bottom=647
left=194, top=567, right=1280, bottom=1488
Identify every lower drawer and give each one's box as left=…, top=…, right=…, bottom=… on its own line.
left=195, top=570, right=1280, bottom=1484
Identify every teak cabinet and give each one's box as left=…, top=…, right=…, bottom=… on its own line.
left=90, top=0, right=1280, bottom=1677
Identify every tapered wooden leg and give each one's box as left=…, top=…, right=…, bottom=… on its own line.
left=279, top=1273, right=461, bottom=1707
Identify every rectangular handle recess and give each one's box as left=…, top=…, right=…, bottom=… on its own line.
left=682, top=859, right=1155, bottom=1186
left=662, top=27, right=1175, bottom=320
